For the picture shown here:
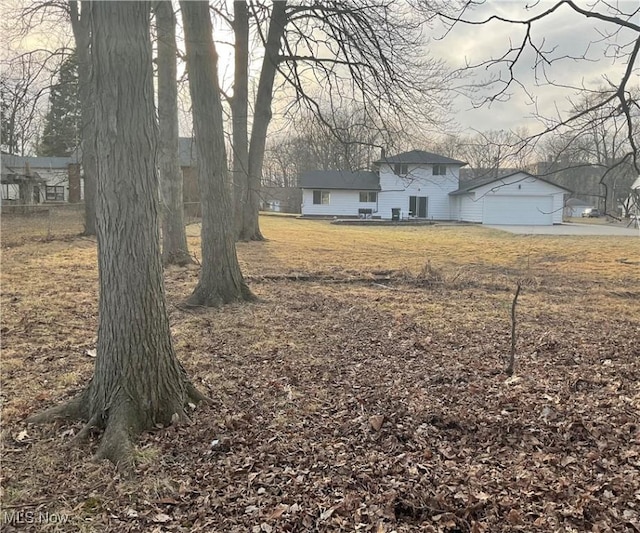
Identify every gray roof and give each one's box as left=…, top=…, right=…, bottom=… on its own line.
left=450, top=171, right=573, bottom=195
left=1, top=154, right=73, bottom=171
left=376, top=150, right=466, bottom=166
left=300, top=170, right=380, bottom=190
left=565, top=197, right=593, bottom=207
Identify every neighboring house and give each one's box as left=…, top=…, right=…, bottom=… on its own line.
left=1, top=154, right=78, bottom=204
left=301, top=150, right=465, bottom=220
left=300, top=151, right=571, bottom=225
left=564, top=197, right=594, bottom=218
left=451, top=172, right=570, bottom=225
left=260, top=186, right=302, bottom=214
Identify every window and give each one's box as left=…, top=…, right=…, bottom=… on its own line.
left=394, top=163, right=408, bottom=176
left=45, top=186, right=65, bottom=201
left=433, top=164, right=447, bottom=175
left=359, top=191, right=377, bottom=203
left=312, top=190, right=330, bottom=205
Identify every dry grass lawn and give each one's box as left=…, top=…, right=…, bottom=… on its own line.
left=1, top=216, right=639, bottom=532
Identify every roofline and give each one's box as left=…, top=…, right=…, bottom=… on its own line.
left=450, top=171, right=572, bottom=195
left=373, top=151, right=467, bottom=166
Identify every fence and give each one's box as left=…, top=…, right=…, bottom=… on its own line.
left=1, top=202, right=204, bottom=247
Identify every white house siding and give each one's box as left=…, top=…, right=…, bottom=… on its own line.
left=377, top=165, right=459, bottom=220
left=455, top=193, right=483, bottom=223
left=458, top=173, right=568, bottom=225
left=301, top=189, right=375, bottom=216
left=551, top=193, right=565, bottom=224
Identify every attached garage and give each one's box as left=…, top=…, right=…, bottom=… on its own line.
left=483, top=195, right=553, bottom=225
left=451, top=172, right=571, bottom=226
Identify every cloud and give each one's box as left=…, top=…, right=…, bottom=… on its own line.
left=427, top=0, right=638, bottom=133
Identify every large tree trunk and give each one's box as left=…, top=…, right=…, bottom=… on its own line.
left=155, top=1, right=192, bottom=266
left=232, top=0, right=250, bottom=240
left=240, top=0, right=288, bottom=241
left=70, top=1, right=97, bottom=236
left=28, top=1, right=204, bottom=470
left=180, top=0, right=253, bottom=307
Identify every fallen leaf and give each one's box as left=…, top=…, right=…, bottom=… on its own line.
left=267, top=504, right=288, bottom=520
left=369, top=415, right=385, bottom=432
left=320, top=507, right=335, bottom=521
left=561, top=455, right=577, bottom=467
left=506, top=509, right=522, bottom=525
left=151, top=513, right=171, bottom=523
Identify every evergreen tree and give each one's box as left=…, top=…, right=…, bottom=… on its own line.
left=38, top=53, right=81, bottom=156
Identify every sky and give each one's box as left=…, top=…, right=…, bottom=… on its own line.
left=424, top=0, right=640, bottom=134
left=2, top=0, right=638, bottom=146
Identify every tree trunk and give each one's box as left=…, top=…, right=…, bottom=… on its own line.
left=181, top=0, right=253, bottom=306
left=155, top=1, right=192, bottom=266
left=70, top=1, right=97, bottom=236
left=241, top=0, right=288, bottom=241
left=28, top=1, right=204, bottom=470
left=232, top=0, right=250, bottom=240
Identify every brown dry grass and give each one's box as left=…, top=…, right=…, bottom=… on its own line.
left=1, top=216, right=639, bottom=532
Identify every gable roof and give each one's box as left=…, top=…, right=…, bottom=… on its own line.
left=376, top=150, right=466, bottom=166
left=300, top=170, right=380, bottom=190
left=565, top=197, right=593, bottom=207
left=1, top=154, right=73, bottom=171
left=450, top=171, right=573, bottom=195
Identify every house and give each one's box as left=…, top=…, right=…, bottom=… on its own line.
left=451, top=172, right=570, bottom=225
left=301, top=150, right=465, bottom=220
left=300, top=150, right=571, bottom=225
left=1, top=154, right=78, bottom=204
left=260, top=186, right=302, bottom=214
left=564, top=197, right=594, bottom=218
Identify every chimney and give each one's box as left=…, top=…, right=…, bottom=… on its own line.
left=380, top=147, right=386, bottom=160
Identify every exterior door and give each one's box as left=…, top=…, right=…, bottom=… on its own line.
left=409, top=196, right=428, bottom=218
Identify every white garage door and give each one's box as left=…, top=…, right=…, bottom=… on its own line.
left=483, top=195, right=553, bottom=225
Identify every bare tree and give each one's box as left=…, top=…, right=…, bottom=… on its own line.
left=69, top=1, right=97, bottom=235
left=181, top=0, right=253, bottom=306
left=0, top=51, right=54, bottom=155
left=155, top=0, right=192, bottom=266
left=226, top=0, right=450, bottom=240
left=28, top=1, right=205, bottom=469
left=431, top=1, right=640, bottom=202
left=231, top=0, right=250, bottom=240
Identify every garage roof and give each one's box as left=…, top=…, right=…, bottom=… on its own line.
left=450, top=172, right=572, bottom=195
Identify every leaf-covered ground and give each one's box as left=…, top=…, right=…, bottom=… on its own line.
left=1, top=217, right=639, bottom=532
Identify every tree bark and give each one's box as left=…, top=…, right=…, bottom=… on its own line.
left=181, top=0, right=253, bottom=306
left=70, top=1, right=97, bottom=236
left=232, top=0, right=250, bottom=240
left=155, top=1, right=192, bottom=266
left=28, top=1, right=204, bottom=470
left=240, top=0, right=288, bottom=241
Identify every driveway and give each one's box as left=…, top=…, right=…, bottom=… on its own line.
left=486, top=222, right=640, bottom=236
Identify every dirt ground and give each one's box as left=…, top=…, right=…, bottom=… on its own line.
left=1, top=217, right=639, bottom=532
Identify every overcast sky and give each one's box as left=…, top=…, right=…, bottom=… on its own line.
left=425, top=0, right=640, bottom=134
